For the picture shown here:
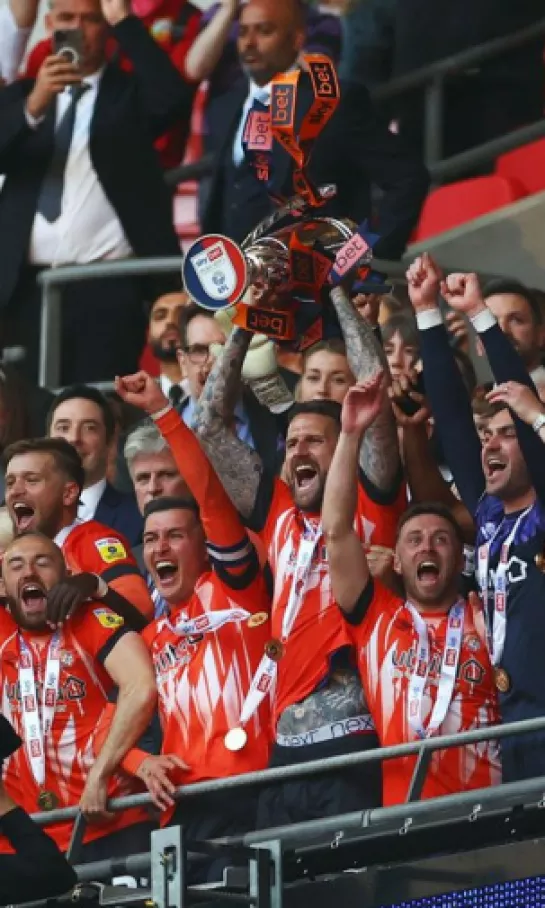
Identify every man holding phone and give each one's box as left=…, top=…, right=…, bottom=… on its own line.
left=0, top=0, right=195, bottom=385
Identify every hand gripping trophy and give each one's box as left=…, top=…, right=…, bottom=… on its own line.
left=183, top=54, right=389, bottom=350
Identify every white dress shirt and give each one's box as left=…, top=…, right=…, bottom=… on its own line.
left=78, top=477, right=107, bottom=522
left=0, top=4, right=30, bottom=84
left=28, top=68, right=133, bottom=267
left=531, top=365, right=545, bottom=390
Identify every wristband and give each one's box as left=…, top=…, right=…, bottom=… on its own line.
left=469, top=308, right=496, bottom=333
left=94, top=575, right=109, bottom=599
left=415, top=309, right=442, bottom=330
left=151, top=403, right=172, bottom=421
left=532, top=413, right=545, bottom=434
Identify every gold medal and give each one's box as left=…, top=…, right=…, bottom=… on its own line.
left=494, top=667, right=511, bottom=693
left=248, top=611, right=268, bottom=628
left=224, top=727, right=248, bottom=752
left=535, top=552, right=545, bottom=572
left=37, top=790, right=59, bottom=811
left=265, top=638, right=284, bottom=662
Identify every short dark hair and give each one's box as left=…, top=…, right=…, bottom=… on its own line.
left=396, top=501, right=464, bottom=547
left=47, top=384, right=116, bottom=443
left=4, top=437, right=85, bottom=493
left=381, top=314, right=419, bottom=349
left=143, top=496, right=200, bottom=522
left=287, top=399, right=342, bottom=428
left=483, top=278, right=542, bottom=325
left=179, top=302, right=214, bottom=350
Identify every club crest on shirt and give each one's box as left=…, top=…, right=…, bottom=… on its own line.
left=95, top=537, right=127, bottom=564
left=93, top=608, right=124, bottom=629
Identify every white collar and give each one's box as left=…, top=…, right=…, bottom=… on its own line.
left=79, top=478, right=107, bottom=520
left=247, top=60, right=299, bottom=105
left=62, top=65, right=105, bottom=96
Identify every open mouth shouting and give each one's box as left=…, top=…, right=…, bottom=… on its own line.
left=484, top=455, right=507, bottom=485
left=290, top=458, right=322, bottom=506
left=19, top=580, right=48, bottom=616
left=153, top=559, right=179, bottom=591
left=415, top=558, right=441, bottom=589
left=11, top=501, right=36, bottom=533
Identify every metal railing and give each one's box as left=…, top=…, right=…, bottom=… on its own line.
left=36, top=254, right=409, bottom=390
left=34, top=18, right=545, bottom=388
left=369, top=18, right=545, bottom=169
left=29, top=714, right=545, bottom=830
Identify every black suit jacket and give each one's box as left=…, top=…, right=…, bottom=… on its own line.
left=94, top=481, right=143, bottom=548
left=0, top=807, right=77, bottom=905
left=202, top=76, right=429, bottom=260
left=0, top=15, right=195, bottom=308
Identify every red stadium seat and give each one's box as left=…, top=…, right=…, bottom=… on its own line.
left=496, top=139, right=545, bottom=196
left=413, top=175, right=526, bottom=242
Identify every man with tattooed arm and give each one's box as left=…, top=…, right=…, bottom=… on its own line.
left=191, top=286, right=405, bottom=826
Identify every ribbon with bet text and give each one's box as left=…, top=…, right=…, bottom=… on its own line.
left=242, top=54, right=340, bottom=207
left=18, top=633, right=62, bottom=791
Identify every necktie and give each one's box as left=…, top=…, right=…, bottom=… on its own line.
left=168, top=383, right=183, bottom=408
left=37, top=83, right=90, bottom=223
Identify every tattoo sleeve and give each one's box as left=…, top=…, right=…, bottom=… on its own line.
left=276, top=669, right=371, bottom=737
left=191, top=326, right=264, bottom=518
left=330, top=287, right=400, bottom=492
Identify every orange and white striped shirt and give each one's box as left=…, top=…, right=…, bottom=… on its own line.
left=0, top=606, right=148, bottom=853
left=142, top=568, right=271, bottom=807
left=262, top=478, right=406, bottom=725
left=137, top=407, right=272, bottom=823
left=347, top=581, right=501, bottom=805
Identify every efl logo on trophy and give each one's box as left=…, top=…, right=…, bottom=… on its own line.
left=184, top=236, right=248, bottom=311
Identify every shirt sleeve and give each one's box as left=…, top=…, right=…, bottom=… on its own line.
left=75, top=606, right=130, bottom=667
left=155, top=407, right=260, bottom=589
left=343, top=578, right=401, bottom=644
left=0, top=4, right=31, bottom=84
left=418, top=320, right=485, bottom=514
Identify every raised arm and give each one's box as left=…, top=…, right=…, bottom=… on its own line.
left=389, top=377, right=475, bottom=544
left=407, top=255, right=486, bottom=514
left=116, top=372, right=261, bottom=580
left=322, top=373, right=386, bottom=613
left=0, top=0, right=34, bottom=84
left=191, top=326, right=265, bottom=518
left=184, top=0, right=238, bottom=82
left=441, top=273, right=545, bottom=505
left=102, top=0, right=195, bottom=138
left=487, top=381, right=545, bottom=445
left=330, top=286, right=400, bottom=493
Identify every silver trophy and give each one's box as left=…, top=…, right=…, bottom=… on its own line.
left=182, top=185, right=377, bottom=339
